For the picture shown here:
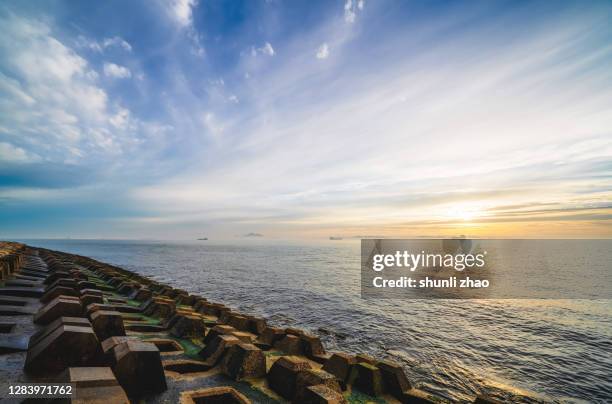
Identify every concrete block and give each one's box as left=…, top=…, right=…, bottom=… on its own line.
left=231, top=331, right=256, bottom=343
left=176, top=294, right=196, bottom=306
left=300, top=333, right=325, bottom=357
left=169, top=314, right=206, bottom=339
left=378, top=359, right=412, bottom=399
left=112, top=340, right=167, bottom=396
left=226, top=313, right=250, bottom=331
left=179, top=387, right=250, bottom=404
left=101, top=336, right=134, bottom=355
left=80, top=293, right=104, bottom=309
left=143, top=297, right=175, bottom=319
left=77, top=280, right=97, bottom=290
left=34, top=296, right=83, bottom=325
left=295, top=369, right=342, bottom=403
left=274, top=334, right=303, bottom=355
left=401, top=388, right=439, bottom=403
left=80, top=288, right=104, bottom=297
left=91, top=310, right=126, bottom=341
left=60, top=367, right=129, bottom=404
left=192, top=297, right=208, bottom=312
left=220, top=342, right=266, bottom=380
left=132, top=288, right=152, bottom=302
left=203, top=324, right=237, bottom=344
left=257, top=326, right=286, bottom=346
left=0, top=286, right=45, bottom=298
left=199, top=334, right=240, bottom=367
left=24, top=325, right=103, bottom=375
left=322, top=352, right=355, bottom=388
left=245, top=315, right=267, bottom=335
left=303, top=384, right=348, bottom=404
left=28, top=316, right=91, bottom=348
left=267, top=356, right=312, bottom=400
left=355, top=353, right=377, bottom=365
left=44, top=278, right=77, bottom=292
left=43, top=271, right=71, bottom=285
left=349, top=362, right=383, bottom=397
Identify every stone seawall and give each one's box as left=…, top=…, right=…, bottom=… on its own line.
left=0, top=241, right=504, bottom=403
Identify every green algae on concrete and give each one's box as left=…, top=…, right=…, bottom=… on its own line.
left=125, top=299, right=141, bottom=307
left=119, top=310, right=161, bottom=325
left=346, top=389, right=387, bottom=404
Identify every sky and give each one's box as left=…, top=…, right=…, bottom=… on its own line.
left=0, top=0, right=611, bottom=240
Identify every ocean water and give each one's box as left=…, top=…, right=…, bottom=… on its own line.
left=18, top=239, right=612, bottom=403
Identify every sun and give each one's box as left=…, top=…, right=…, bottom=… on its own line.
left=445, top=203, right=484, bottom=222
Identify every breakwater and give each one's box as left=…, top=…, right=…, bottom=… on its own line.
left=1, top=241, right=515, bottom=403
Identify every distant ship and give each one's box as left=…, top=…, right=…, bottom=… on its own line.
left=329, top=236, right=343, bottom=240
left=197, top=237, right=208, bottom=240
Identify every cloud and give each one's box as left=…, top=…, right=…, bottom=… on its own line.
left=103, top=62, right=132, bottom=79
left=130, top=6, right=612, bottom=238
left=188, top=31, right=205, bottom=57
left=344, top=0, right=365, bottom=23
left=2, top=1, right=611, bottom=239
left=103, top=36, right=132, bottom=52
left=0, top=16, right=110, bottom=157
left=159, top=0, right=204, bottom=57
left=0, top=72, right=35, bottom=105
left=252, top=42, right=275, bottom=57
left=0, top=142, right=39, bottom=163
left=166, top=0, right=197, bottom=28
left=261, top=42, right=275, bottom=56
left=0, top=13, right=168, bottom=191
left=77, top=35, right=132, bottom=52
left=316, top=43, right=330, bottom=59
left=202, top=112, right=224, bottom=136
left=204, top=78, right=241, bottom=105
left=109, top=107, right=131, bottom=129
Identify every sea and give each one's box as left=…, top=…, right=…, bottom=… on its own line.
left=16, top=239, right=612, bottom=403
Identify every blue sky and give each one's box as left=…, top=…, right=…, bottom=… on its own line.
left=0, top=0, right=611, bottom=239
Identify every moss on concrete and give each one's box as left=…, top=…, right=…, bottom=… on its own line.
left=346, top=389, right=387, bottom=404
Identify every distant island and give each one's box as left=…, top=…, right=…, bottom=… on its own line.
left=244, top=232, right=264, bottom=238
left=329, top=236, right=343, bottom=240
left=197, top=237, right=208, bottom=240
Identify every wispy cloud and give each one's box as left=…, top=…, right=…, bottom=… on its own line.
left=344, top=0, right=365, bottom=23
left=0, top=1, right=611, bottom=239
left=316, top=43, right=329, bottom=59
left=252, top=42, right=275, bottom=57
left=160, top=0, right=204, bottom=56
left=103, top=62, right=131, bottom=79
left=129, top=4, right=612, bottom=238
left=166, top=0, right=197, bottom=28
left=103, top=36, right=132, bottom=52
left=76, top=35, right=132, bottom=52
